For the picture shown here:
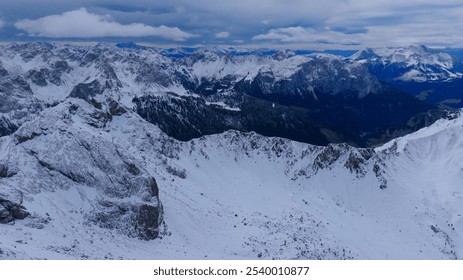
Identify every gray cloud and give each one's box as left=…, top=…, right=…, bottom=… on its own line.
left=247, top=0, right=463, bottom=48
left=14, top=8, right=194, bottom=41
left=2, top=1, right=463, bottom=49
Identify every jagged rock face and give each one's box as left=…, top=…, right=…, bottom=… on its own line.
left=343, top=149, right=375, bottom=176
left=69, top=80, right=106, bottom=100
left=0, top=117, right=17, bottom=138
left=26, top=61, right=70, bottom=87
left=90, top=198, right=161, bottom=240
left=314, top=144, right=346, bottom=169
left=351, top=45, right=456, bottom=80
left=108, top=100, right=127, bottom=116
left=0, top=98, right=163, bottom=240
left=0, top=178, right=28, bottom=224
left=237, top=55, right=381, bottom=100
left=308, top=143, right=381, bottom=183
left=0, top=163, right=17, bottom=178
left=68, top=83, right=121, bottom=115
left=0, top=56, right=45, bottom=137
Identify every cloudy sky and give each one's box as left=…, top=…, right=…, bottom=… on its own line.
left=1, top=0, right=463, bottom=50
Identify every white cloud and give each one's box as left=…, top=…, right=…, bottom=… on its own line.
left=215, top=31, right=230, bottom=38
left=14, top=8, right=194, bottom=41
left=253, top=26, right=360, bottom=46
left=253, top=26, right=306, bottom=41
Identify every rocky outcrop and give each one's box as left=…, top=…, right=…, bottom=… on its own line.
left=91, top=199, right=162, bottom=240
left=69, top=80, right=106, bottom=101
left=313, top=144, right=347, bottom=170
left=344, top=149, right=375, bottom=176
left=239, top=55, right=381, bottom=99
left=0, top=197, right=29, bottom=224
left=0, top=164, right=17, bottom=178
left=26, top=66, right=66, bottom=87
left=0, top=116, right=18, bottom=137
left=3, top=99, right=164, bottom=240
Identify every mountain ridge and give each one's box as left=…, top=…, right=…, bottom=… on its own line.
left=1, top=42, right=451, bottom=146
left=0, top=95, right=461, bottom=259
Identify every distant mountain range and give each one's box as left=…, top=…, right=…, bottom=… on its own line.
left=1, top=42, right=460, bottom=147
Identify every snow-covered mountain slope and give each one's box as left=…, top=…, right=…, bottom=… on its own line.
left=1, top=43, right=462, bottom=259
left=350, top=45, right=463, bottom=107
left=0, top=97, right=461, bottom=259
left=2, top=43, right=460, bottom=102
left=0, top=98, right=164, bottom=258
left=0, top=43, right=358, bottom=103
left=351, top=45, right=462, bottom=82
